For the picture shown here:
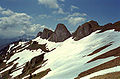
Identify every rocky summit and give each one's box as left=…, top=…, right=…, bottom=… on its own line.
left=48, top=24, right=71, bottom=42
left=72, top=20, right=100, bottom=41
left=0, top=20, right=120, bottom=79
left=39, top=28, right=53, bottom=39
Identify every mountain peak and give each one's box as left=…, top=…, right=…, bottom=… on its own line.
left=1, top=20, right=120, bottom=79
left=72, top=20, right=100, bottom=41
left=48, top=24, right=71, bottom=42
left=40, top=28, right=53, bottom=39
left=55, top=23, right=69, bottom=32
left=83, top=20, right=99, bottom=28
left=113, top=21, right=120, bottom=26
left=36, top=20, right=120, bottom=42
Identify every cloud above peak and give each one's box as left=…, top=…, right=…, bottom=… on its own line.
left=71, top=5, right=79, bottom=11
left=53, top=7, right=67, bottom=14
left=68, top=17, right=86, bottom=26
left=58, top=12, right=87, bottom=26
left=38, top=0, right=66, bottom=15
left=38, top=0, right=59, bottom=8
left=0, top=6, right=4, bottom=11
left=0, top=6, right=48, bottom=38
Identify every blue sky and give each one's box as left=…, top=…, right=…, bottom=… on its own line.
left=0, top=0, right=120, bottom=38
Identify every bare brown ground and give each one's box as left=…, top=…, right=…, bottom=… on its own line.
left=88, top=46, right=120, bottom=63
left=75, top=46, right=120, bottom=79
left=88, top=43, right=112, bottom=56
left=24, top=68, right=51, bottom=79
left=91, top=71, right=120, bottom=79
left=75, top=57, right=120, bottom=79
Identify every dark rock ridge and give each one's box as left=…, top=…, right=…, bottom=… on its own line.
left=98, top=21, right=120, bottom=33
left=36, top=20, right=120, bottom=42
left=72, top=20, right=120, bottom=41
left=36, top=32, right=42, bottom=37
left=48, top=24, right=71, bottom=42
left=72, top=20, right=100, bottom=41
left=40, top=28, right=53, bottom=39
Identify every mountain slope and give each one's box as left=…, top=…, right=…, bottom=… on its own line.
left=0, top=21, right=120, bottom=79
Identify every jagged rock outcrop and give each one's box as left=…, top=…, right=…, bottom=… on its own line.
left=113, top=21, right=120, bottom=27
left=104, top=23, right=113, bottom=27
left=72, top=20, right=100, bottom=41
left=37, top=20, right=120, bottom=42
left=22, top=53, right=45, bottom=74
left=36, top=32, right=42, bottom=37
left=98, top=21, right=120, bottom=33
left=40, top=28, right=53, bottom=39
left=48, top=24, right=71, bottom=42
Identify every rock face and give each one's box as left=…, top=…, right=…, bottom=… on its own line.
left=72, top=20, right=100, bottom=41
left=22, top=53, right=45, bottom=74
left=36, top=32, right=42, bottom=37
left=48, top=24, right=71, bottom=42
left=40, top=28, right=53, bottom=39
left=98, top=21, right=120, bottom=33
left=37, top=20, right=120, bottom=42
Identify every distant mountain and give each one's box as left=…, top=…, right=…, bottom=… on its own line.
left=0, top=34, right=35, bottom=50
left=16, top=34, right=35, bottom=41
left=0, top=20, right=120, bottom=79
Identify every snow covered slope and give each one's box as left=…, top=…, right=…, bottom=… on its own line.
left=0, top=29, right=120, bottom=79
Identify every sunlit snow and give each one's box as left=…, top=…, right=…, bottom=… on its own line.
left=5, top=30, right=120, bottom=78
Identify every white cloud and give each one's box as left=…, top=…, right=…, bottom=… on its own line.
left=20, top=30, right=25, bottom=34
left=0, top=6, right=4, bottom=11
left=38, top=0, right=67, bottom=15
left=60, top=0, right=64, bottom=2
left=29, top=24, right=46, bottom=33
left=0, top=7, right=14, bottom=16
left=68, top=12, right=87, bottom=17
left=58, top=12, right=87, bottom=25
left=0, top=13, right=31, bottom=29
left=53, top=7, right=66, bottom=14
left=0, top=6, right=48, bottom=38
left=38, top=14, right=51, bottom=19
left=68, top=17, right=86, bottom=25
left=1, top=9, right=14, bottom=15
left=57, top=8, right=65, bottom=14
left=38, top=0, right=59, bottom=8
left=71, top=5, right=79, bottom=11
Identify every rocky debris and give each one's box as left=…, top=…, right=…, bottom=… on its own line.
left=36, top=32, right=42, bottom=37
left=72, top=20, right=100, bottom=41
left=40, top=28, right=53, bottom=39
left=49, top=24, right=71, bottom=42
